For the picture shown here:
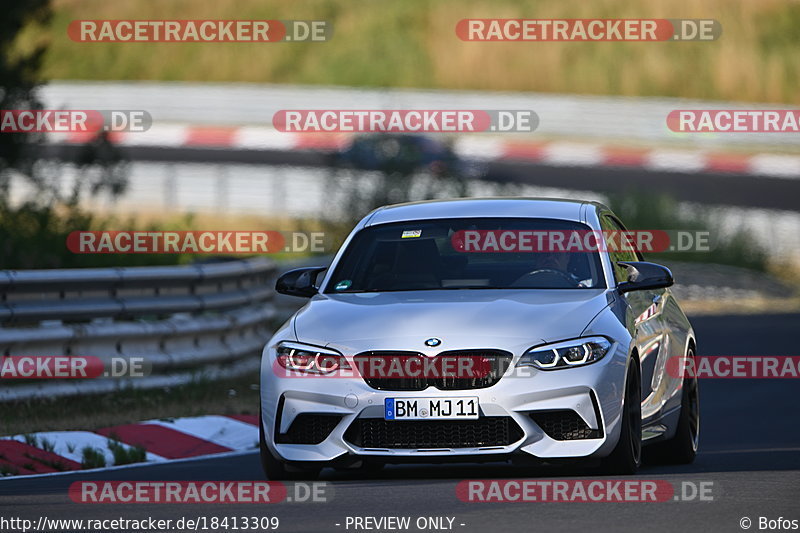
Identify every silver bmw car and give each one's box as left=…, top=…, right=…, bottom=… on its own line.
left=259, top=198, right=699, bottom=479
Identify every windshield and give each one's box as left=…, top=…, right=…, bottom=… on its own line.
left=325, top=218, right=606, bottom=293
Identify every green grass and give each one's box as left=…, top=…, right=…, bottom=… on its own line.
left=30, top=0, right=800, bottom=104
left=107, top=436, right=147, bottom=466
left=39, top=437, right=56, bottom=453
left=0, top=201, right=186, bottom=269
left=24, top=452, right=70, bottom=471
left=0, top=372, right=260, bottom=436
left=0, top=464, right=20, bottom=476
left=607, top=191, right=768, bottom=271
left=81, top=446, right=106, bottom=469
left=0, top=201, right=326, bottom=269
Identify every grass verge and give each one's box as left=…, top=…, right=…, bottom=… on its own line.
left=0, top=372, right=261, bottom=437
left=33, top=0, right=800, bottom=104
left=607, top=191, right=769, bottom=271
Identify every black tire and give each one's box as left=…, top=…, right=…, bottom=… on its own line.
left=646, top=347, right=700, bottom=465
left=259, top=411, right=321, bottom=481
left=602, top=357, right=643, bottom=475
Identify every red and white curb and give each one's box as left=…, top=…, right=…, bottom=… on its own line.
left=0, top=414, right=258, bottom=477
left=48, top=124, right=800, bottom=179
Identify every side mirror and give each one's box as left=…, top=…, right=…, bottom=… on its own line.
left=275, top=267, right=327, bottom=298
left=616, top=261, right=673, bottom=293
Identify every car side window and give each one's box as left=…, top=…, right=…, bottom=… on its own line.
left=601, top=214, right=639, bottom=284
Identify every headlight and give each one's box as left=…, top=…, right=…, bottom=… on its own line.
left=276, top=342, right=350, bottom=374
left=518, top=337, right=612, bottom=370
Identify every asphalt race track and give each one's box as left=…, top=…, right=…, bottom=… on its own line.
left=1, top=313, right=798, bottom=532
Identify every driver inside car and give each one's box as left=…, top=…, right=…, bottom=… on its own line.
left=515, top=251, right=593, bottom=288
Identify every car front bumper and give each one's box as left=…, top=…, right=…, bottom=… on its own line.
left=260, top=340, right=629, bottom=464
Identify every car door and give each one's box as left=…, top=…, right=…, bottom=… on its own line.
left=600, top=214, right=669, bottom=426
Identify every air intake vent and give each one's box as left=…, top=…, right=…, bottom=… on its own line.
left=529, top=410, right=602, bottom=440
left=344, top=417, right=523, bottom=449
left=275, top=414, right=342, bottom=445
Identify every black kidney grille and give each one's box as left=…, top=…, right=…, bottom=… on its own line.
left=353, top=350, right=512, bottom=391
left=344, top=417, right=523, bottom=449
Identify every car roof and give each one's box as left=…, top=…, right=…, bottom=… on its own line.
left=364, top=197, right=604, bottom=226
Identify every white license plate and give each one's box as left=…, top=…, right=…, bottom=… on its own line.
left=384, top=397, right=479, bottom=420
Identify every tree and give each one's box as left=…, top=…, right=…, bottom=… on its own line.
left=0, top=0, right=51, bottom=192
left=0, top=1, right=131, bottom=269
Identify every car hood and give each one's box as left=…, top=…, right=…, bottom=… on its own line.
left=291, top=289, right=612, bottom=355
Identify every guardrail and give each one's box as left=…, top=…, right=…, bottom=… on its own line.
left=0, top=258, right=299, bottom=401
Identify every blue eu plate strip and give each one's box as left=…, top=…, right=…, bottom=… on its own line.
left=384, top=398, right=395, bottom=420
